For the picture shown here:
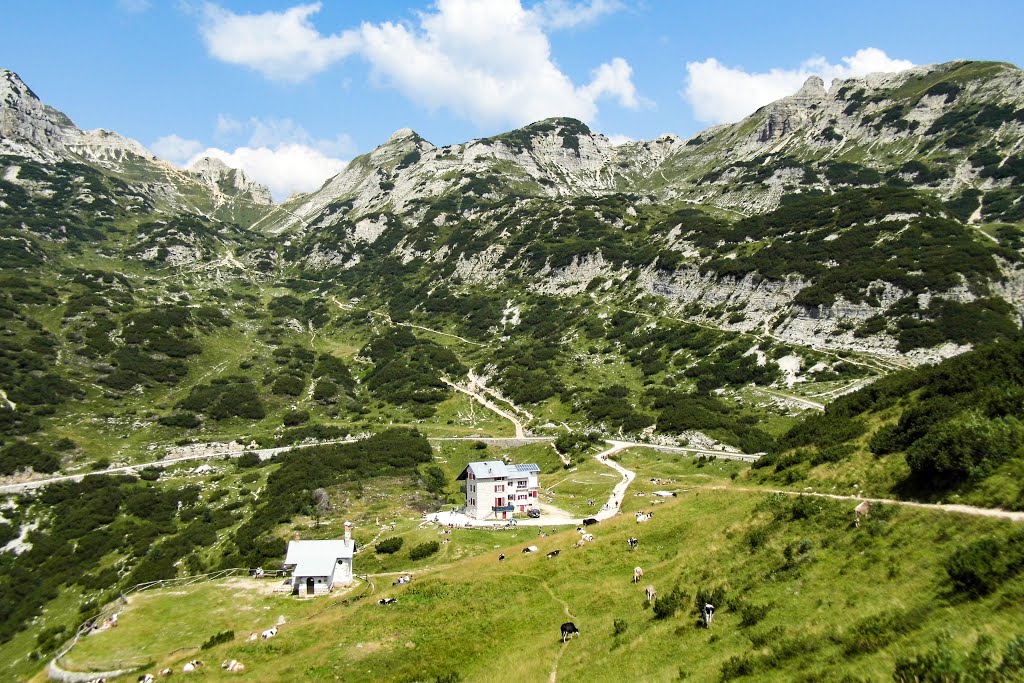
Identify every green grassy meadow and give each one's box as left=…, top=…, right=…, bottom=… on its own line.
left=42, top=485, right=1024, bottom=682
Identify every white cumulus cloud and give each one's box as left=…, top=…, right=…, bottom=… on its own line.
left=684, top=48, right=915, bottom=124
left=214, top=114, right=243, bottom=138
left=199, top=2, right=359, bottom=81
left=153, top=117, right=352, bottom=201
left=357, top=0, right=641, bottom=126
left=150, top=134, right=205, bottom=164
left=187, top=144, right=346, bottom=201
left=199, top=0, right=641, bottom=128
left=243, top=116, right=356, bottom=157
left=530, top=0, right=624, bottom=30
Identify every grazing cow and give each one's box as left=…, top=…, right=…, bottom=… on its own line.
left=582, top=518, right=598, bottom=526
left=560, top=622, right=580, bottom=643
left=582, top=533, right=594, bottom=543
left=158, top=669, right=173, bottom=677
left=378, top=597, right=398, bottom=605
left=574, top=539, right=585, bottom=549
left=221, top=660, right=246, bottom=673
left=498, top=554, right=505, bottom=561
left=854, top=501, right=872, bottom=528
left=139, top=675, right=155, bottom=683
left=702, top=603, right=715, bottom=628
left=627, top=537, right=638, bottom=551
left=633, top=566, right=644, bottom=583
left=547, top=549, right=561, bottom=558
left=635, top=512, right=651, bottom=523
left=261, top=627, right=278, bottom=639
left=645, top=585, right=657, bottom=603
left=182, top=661, right=204, bottom=673
left=523, top=545, right=539, bottom=553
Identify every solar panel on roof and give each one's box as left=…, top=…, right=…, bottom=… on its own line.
left=513, top=464, right=540, bottom=472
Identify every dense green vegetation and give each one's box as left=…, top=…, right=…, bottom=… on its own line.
left=223, top=429, right=432, bottom=567
left=754, top=338, right=1024, bottom=508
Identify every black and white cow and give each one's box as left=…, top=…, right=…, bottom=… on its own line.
left=702, top=603, right=715, bottom=628
left=560, top=622, right=580, bottom=642
left=627, top=537, right=639, bottom=551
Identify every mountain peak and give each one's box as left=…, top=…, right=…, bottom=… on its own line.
left=189, top=155, right=230, bottom=173
left=387, top=127, right=423, bottom=144
left=0, top=69, right=78, bottom=158
left=1, top=69, right=40, bottom=104
left=189, top=155, right=273, bottom=205
left=797, top=75, right=826, bottom=97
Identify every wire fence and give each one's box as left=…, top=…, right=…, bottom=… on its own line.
left=50, top=567, right=377, bottom=679
left=51, top=567, right=253, bottom=676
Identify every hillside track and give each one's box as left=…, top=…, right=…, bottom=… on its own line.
left=506, top=571, right=575, bottom=683
left=703, top=485, right=1024, bottom=522
left=441, top=376, right=527, bottom=438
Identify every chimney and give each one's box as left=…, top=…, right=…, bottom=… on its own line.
left=344, top=521, right=352, bottom=542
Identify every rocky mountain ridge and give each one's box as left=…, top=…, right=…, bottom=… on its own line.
left=3, top=62, right=1023, bottom=363
left=268, top=60, right=1024, bottom=234
left=0, top=69, right=272, bottom=213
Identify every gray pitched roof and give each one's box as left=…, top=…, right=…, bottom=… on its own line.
left=284, top=539, right=354, bottom=578
left=457, top=461, right=540, bottom=480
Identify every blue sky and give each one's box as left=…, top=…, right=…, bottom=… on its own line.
left=3, top=0, right=1023, bottom=199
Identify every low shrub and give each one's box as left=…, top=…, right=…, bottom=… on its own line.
left=409, top=541, right=440, bottom=561
left=720, top=654, right=759, bottom=681
left=894, top=633, right=1024, bottom=682
left=235, top=452, right=260, bottom=469
left=653, top=586, right=687, bottom=619
left=282, top=409, right=311, bottom=427
left=945, top=533, right=1024, bottom=597
left=375, top=537, right=404, bottom=555
left=736, top=599, right=772, bottom=628
left=841, top=607, right=929, bottom=656
left=200, top=630, right=234, bottom=650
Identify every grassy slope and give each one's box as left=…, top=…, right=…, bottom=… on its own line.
left=40, top=461, right=1024, bottom=682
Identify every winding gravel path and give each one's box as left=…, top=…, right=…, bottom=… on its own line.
left=704, top=485, right=1024, bottom=523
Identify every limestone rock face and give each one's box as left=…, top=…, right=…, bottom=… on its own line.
left=758, top=76, right=828, bottom=142
left=189, top=156, right=273, bottom=205
left=0, top=68, right=274, bottom=212
left=272, top=118, right=682, bottom=234
left=0, top=69, right=78, bottom=159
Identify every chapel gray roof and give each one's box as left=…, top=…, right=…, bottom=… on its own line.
left=284, top=539, right=354, bottom=577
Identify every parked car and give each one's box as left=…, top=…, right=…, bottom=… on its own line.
left=527, top=508, right=541, bottom=518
